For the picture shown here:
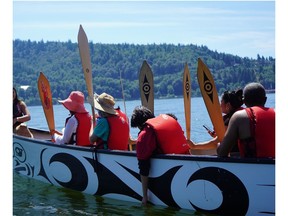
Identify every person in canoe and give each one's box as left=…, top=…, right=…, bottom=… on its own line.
left=88, top=92, right=129, bottom=150
left=191, top=82, right=275, bottom=158
left=52, top=91, right=92, bottom=146
left=201, top=88, right=244, bottom=154
left=13, top=87, right=33, bottom=138
left=130, top=105, right=192, bottom=205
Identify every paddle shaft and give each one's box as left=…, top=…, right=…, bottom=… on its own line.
left=120, top=70, right=135, bottom=151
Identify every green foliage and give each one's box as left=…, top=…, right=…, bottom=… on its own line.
left=13, top=40, right=275, bottom=106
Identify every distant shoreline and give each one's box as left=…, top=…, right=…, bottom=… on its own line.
left=266, top=89, right=275, bottom=94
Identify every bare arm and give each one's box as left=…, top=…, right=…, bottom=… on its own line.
left=188, top=137, right=219, bottom=150
left=217, top=110, right=250, bottom=157
left=141, top=175, right=149, bottom=205
left=89, top=128, right=98, bottom=144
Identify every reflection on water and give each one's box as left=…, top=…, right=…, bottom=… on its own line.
left=13, top=173, right=200, bottom=215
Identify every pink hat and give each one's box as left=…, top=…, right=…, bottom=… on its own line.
left=58, top=91, right=88, bottom=113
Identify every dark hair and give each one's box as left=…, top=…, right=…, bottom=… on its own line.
left=13, top=87, right=21, bottom=104
left=130, top=106, right=155, bottom=128
left=221, top=89, right=243, bottom=109
left=243, top=82, right=266, bottom=106
left=166, top=113, right=177, bottom=121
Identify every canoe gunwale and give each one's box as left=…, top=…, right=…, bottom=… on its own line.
left=13, top=130, right=275, bottom=165
left=13, top=127, right=275, bottom=214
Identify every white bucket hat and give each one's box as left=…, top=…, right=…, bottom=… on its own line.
left=91, top=92, right=117, bottom=115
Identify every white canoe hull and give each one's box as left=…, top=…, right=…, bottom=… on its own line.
left=13, top=128, right=275, bottom=215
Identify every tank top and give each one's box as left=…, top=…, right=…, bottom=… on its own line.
left=238, top=106, right=275, bottom=158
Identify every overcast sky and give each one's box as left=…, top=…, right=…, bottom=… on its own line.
left=13, top=1, right=275, bottom=59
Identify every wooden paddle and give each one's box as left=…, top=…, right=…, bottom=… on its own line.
left=139, top=60, right=154, bottom=114
left=183, top=63, right=191, bottom=140
left=78, top=24, right=95, bottom=122
left=197, top=58, right=225, bottom=142
left=37, top=72, right=55, bottom=135
left=120, top=70, right=127, bottom=115
left=120, top=70, right=136, bottom=151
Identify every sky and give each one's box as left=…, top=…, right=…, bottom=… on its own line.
left=12, top=1, right=275, bottom=59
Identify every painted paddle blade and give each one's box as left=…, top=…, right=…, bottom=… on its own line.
left=139, top=60, right=154, bottom=113
left=78, top=24, right=95, bottom=120
left=183, top=63, right=191, bottom=140
left=197, top=58, right=225, bottom=142
left=37, top=72, right=55, bottom=134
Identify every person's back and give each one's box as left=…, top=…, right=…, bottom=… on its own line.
left=130, top=106, right=191, bottom=205
left=238, top=106, right=275, bottom=157
left=89, top=93, right=129, bottom=150
left=107, top=108, right=129, bottom=150
left=217, top=82, right=275, bottom=158
left=53, top=91, right=92, bottom=146
left=146, top=114, right=190, bottom=154
left=73, top=112, right=92, bottom=146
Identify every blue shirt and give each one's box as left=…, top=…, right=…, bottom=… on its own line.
left=93, top=117, right=109, bottom=149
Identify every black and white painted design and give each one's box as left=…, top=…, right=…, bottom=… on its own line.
left=13, top=139, right=275, bottom=215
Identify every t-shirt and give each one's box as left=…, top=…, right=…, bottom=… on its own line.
left=136, top=125, right=157, bottom=160
left=93, top=117, right=109, bottom=148
left=54, top=115, right=78, bottom=144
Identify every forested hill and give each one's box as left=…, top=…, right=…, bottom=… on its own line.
left=13, top=39, right=275, bottom=106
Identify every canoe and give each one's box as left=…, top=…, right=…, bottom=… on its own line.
left=13, top=128, right=275, bottom=215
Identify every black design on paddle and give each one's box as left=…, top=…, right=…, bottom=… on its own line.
left=203, top=70, right=214, bottom=103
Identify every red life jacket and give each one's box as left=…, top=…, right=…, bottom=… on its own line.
left=66, top=112, right=91, bottom=146
left=238, top=106, right=275, bottom=158
left=107, top=108, right=129, bottom=150
left=146, top=114, right=190, bottom=154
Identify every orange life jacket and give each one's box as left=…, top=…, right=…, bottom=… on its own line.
left=107, top=108, right=129, bottom=150
left=146, top=114, right=190, bottom=154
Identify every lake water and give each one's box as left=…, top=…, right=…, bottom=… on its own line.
left=13, top=94, right=275, bottom=215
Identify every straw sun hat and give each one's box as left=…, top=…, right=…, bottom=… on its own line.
left=58, top=91, right=88, bottom=113
left=90, top=93, right=117, bottom=115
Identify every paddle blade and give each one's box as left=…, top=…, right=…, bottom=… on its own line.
left=139, top=60, right=154, bottom=113
left=197, top=58, right=225, bottom=141
left=37, top=72, right=55, bottom=133
left=78, top=24, right=93, bottom=97
left=183, top=63, right=191, bottom=140
left=78, top=24, right=95, bottom=121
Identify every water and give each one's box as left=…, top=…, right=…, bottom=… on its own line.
left=13, top=95, right=275, bottom=215
left=13, top=174, right=194, bottom=215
